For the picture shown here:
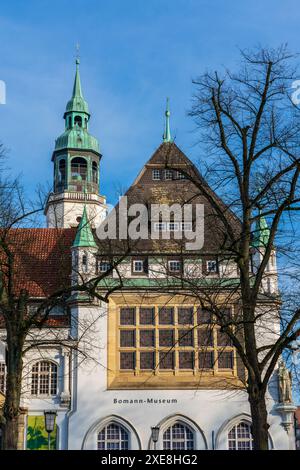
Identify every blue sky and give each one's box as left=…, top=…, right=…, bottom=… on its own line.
left=1, top=0, right=300, bottom=218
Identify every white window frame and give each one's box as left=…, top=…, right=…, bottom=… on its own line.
left=162, top=422, right=195, bottom=450
left=181, top=222, right=192, bottom=231
left=133, top=260, right=144, bottom=273
left=167, top=222, right=180, bottom=232
left=168, top=260, right=181, bottom=273
left=207, top=260, right=218, bottom=273
left=97, top=423, right=130, bottom=450
left=98, top=260, right=111, bottom=273
left=164, top=169, right=173, bottom=180
left=30, top=360, right=58, bottom=397
left=228, top=421, right=253, bottom=450
left=154, top=222, right=166, bottom=232
left=152, top=169, right=161, bottom=180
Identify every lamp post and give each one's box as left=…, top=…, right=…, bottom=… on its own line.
left=44, top=410, right=57, bottom=450
left=151, top=426, right=160, bottom=450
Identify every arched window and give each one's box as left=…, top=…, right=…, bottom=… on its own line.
left=71, top=157, right=87, bottom=181
left=58, top=159, right=66, bottom=185
left=97, top=423, right=129, bottom=450
left=163, top=422, right=194, bottom=450
left=74, top=115, right=82, bottom=127
left=228, top=421, right=253, bottom=450
left=92, top=161, right=98, bottom=184
left=31, top=361, right=58, bottom=396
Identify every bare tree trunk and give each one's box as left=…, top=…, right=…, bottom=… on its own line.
left=3, top=334, right=24, bottom=450
left=248, top=381, right=269, bottom=450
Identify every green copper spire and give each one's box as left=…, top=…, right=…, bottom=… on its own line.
left=65, top=58, right=89, bottom=115
left=252, top=209, right=270, bottom=248
left=55, top=59, right=100, bottom=153
left=73, top=206, right=97, bottom=248
left=163, top=97, right=172, bottom=143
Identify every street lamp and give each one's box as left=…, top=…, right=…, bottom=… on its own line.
left=151, top=426, right=160, bottom=450
left=44, top=410, right=57, bottom=450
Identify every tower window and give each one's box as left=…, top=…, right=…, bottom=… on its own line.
left=92, top=161, right=98, bottom=184
left=74, top=115, right=82, bottom=127
left=58, top=159, right=66, bottom=185
left=71, top=157, right=87, bottom=181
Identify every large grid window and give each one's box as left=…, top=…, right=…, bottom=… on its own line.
left=31, top=361, right=58, bottom=396
left=228, top=422, right=253, bottom=450
left=118, top=306, right=236, bottom=373
left=97, top=423, right=129, bottom=450
left=163, top=423, right=194, bottom=450
left=0, top=363, right=5, bottom=393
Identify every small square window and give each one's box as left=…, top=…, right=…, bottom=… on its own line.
left=120, top=330, right=136, bottom=347
left=168, top=260, right=181, bottom=273
left=167, top=222, right=180, bottom=232
left=178, top=307, right=194, bottom=325
left=207, top=260, right=218, bottom=273
left=159, top=307, right=174, bottom=325
left=140, top=307, right=155, bottom=325
left=181, top=222, right=192, bottom=231
left=159, top=351, right=174, bottom=369
left=120, top=307, right=136, bottom=325
left=217, top=330, right=233, bottom=346
left=198, top=328, right=213, bottom=347
left=133, top=259, right=147, bottom=273
left=179, top=351, right=194, bottom=369
left=154, top=222, right=166, bottom=232
left=98, top=260, right=111, bottom=273
left=120, top=352, right=135, bottom=370
left=152, top=169, right=161, bottom=180
left=178, top=329, right=193, bottom=346
left=218, top=351, right=234, bottom=369
left=140, top=330, right=155, bottom=347
left=159, top=329, right=174, bottom=347
left=165, top=169, right=173, bottom=180
left=197, top=308, right=213, bottom=324
left=199, top=351, right=214, bottom=369
left=140, top=352, right=155, bottom=370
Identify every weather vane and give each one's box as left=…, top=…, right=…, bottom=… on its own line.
left=75, top=43, right=80, bottom=64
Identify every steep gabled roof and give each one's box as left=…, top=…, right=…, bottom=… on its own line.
left=97, top=142, right=241, bottom=255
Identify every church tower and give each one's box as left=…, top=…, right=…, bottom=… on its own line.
left=45, top=59, right=106, bottom=228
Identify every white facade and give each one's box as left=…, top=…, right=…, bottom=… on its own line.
left=4, top=296, right=293, bottom=450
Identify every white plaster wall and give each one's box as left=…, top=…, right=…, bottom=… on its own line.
left=66, top=304, right=292, bottom=450
left=46, top=197, right=106, bottom=229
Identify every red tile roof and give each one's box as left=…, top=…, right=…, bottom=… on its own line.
left=0, top=228, right=76, bottom=298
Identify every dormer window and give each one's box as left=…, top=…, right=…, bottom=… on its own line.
left=164, top=169, right=173, bottom=180
left=207, top=260, right=218, bottom=273
left=152, top=169, right=161, bottom=180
